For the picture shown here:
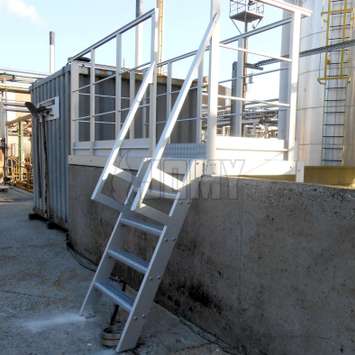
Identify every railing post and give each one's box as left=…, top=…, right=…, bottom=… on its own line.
left=90, top=49, right=96, bottom=154
left=287, top=11, right=301, bottom=163
left=129, top=70, right=136, bottom=139
left=149, top=10, right=158, bottom=153
left=206, top=0, right=220, bottom=175
left=116, top=34, right=122, bottom=138
left=70, top=61, right=79, bottom=155
left=166, top=62, right=172, bottom=143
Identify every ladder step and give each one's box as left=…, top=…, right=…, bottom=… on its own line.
left=324, top=99, right=346, bottom=101
left=121, top=217, right=163, bottom=236
left=152, top=168, right=184, bottom=191
left=147, top=189, right=177, bottom=200
left=108, top=249, right=149, bottom=274
left=94, top=281, right=134, bottom=313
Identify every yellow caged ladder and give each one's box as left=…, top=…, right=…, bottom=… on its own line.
left=319, top=0, right=354, bottom=165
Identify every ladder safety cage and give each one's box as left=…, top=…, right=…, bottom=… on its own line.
left=319, top=0, right=354, bottom=165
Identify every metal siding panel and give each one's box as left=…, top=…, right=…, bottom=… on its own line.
left=64, top=67, right=70, bottom=223
left=30, top=66, right=70, bottom=228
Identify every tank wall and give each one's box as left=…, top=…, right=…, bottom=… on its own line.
left=296, top=0, right=325, bottom=165
left=294, top=0, right=355, bottom=166
left=31, top=66, right=71, bottom=228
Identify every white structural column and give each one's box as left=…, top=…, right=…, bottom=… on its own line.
left=206, top=0, right=220, bottom=175
left=278, top=10, right=290, bottom=142
left=287, top=11, right=302, bottom=162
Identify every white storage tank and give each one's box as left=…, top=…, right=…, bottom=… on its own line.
left=284, top=0, right=355, bottom=166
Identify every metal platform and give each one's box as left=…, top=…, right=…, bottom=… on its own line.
left=230, top=0, right=264, bottom=23
left=230, top=10, right=264, bottom=22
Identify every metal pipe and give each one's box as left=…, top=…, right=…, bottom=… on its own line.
left=157, top=17, right=292, bottom=68
left=0, top=67, right=47, bottom=78
left=69, top=9, right=155, bottom=62
left=257, top=0, right=311, bottom=16
left=49, top=31, right=55, bottom=74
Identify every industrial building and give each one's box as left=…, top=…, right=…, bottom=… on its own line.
left=1, top=0, right=355, bottom=354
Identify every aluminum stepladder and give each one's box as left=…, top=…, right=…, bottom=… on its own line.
left=80, top=13, right=219, bottom=353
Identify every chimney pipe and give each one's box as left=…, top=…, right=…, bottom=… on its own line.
left=49, top=31, right=55, bottom=74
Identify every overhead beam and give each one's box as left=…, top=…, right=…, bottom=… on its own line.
left=255, top=39, right=355, bottom=67
left=257, top=0, right=312, bottom=16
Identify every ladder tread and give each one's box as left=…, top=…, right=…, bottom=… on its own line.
left=121, top=216, right=163, bottom=236
left=147, top=189, right=177, bottom=200
left=94, top=280, right=134, bottom=313
left=108, top=249, right=149, bottom=274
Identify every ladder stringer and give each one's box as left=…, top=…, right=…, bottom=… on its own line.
left=80, top=159, right=151, bottom=317
left=131, top=13, right=219, bottom=211
left=91, top=62, right=156, bottom=209
left=116, top=160, right=203, bottom=353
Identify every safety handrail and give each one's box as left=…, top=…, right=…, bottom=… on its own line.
left=91, top=61, right=156, bottom=201
left=131, top=13, right=220, bottom=210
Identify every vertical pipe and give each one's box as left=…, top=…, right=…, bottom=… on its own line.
left=231, top=61, right=243, bottom=136
left=288, top=12, right=302, bottom=162
left=135, top=0, right=143, bottom=68
left=49, top=31, right=55, bottom=74
left=206, top=0, right=220, bottom=175
left=278, top=10, right=290, bottom=141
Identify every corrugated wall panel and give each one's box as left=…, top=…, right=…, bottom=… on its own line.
left=31, top=65, right=71, bottom=228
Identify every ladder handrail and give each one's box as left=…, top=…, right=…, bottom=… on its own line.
left=131, top=13, right=220, bottom=211
left=91, top=62, right=156, bottom=201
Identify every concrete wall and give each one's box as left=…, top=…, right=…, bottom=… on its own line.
left=69, top=164, right=355, bottom=355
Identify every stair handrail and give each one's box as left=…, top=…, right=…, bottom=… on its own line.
left=131, top=13, right=220, bottom=210
left=91, top=62, right=156, bottom=201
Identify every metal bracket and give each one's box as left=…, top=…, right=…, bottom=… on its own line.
left=38, top=96, right=60, bottom=121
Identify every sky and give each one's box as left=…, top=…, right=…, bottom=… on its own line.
left=0, top=0, right=285, bottom=99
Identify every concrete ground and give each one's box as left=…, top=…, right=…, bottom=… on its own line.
left=0, top=188, right=232, bottom=355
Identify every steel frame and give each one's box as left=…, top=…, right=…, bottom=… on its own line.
left=69, top=0, right=311, bottom=177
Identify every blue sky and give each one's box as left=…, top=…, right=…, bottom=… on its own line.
left=0, top=0, right=284, bottom=98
